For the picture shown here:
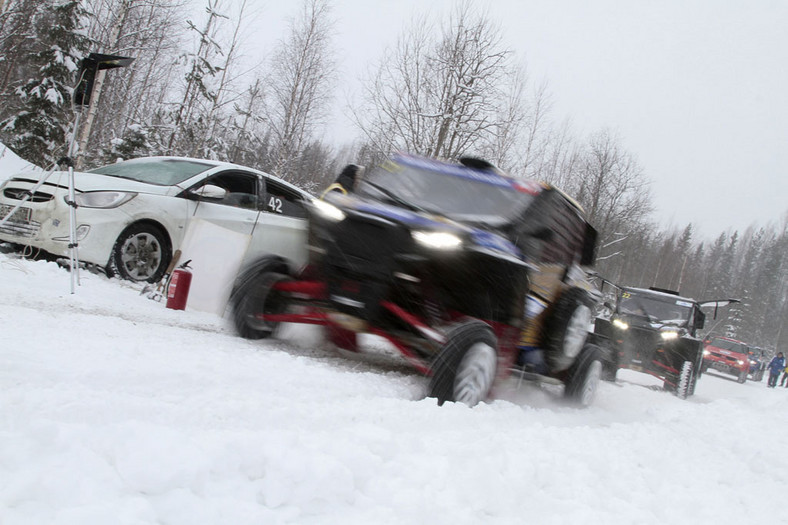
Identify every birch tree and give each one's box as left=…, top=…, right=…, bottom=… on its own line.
left=264, top=0, right=336, bottom=181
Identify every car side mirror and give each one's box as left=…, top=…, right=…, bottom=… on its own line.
left=191, top=184, right=227, bottom=200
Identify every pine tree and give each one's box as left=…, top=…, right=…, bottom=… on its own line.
left=0, top=0, right=90, bottom=167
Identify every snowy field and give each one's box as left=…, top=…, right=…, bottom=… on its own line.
left=1, top=254, right=787, bottom=525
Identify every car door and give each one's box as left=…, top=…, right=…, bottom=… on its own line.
left=187, top=170, right=262, bottom=236
left=244, top=176, right=309, bottom=267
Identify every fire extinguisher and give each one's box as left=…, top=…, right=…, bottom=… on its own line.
left=166, top=259, right=193, bottom=310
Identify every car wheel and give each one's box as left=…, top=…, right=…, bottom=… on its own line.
left=737, top=370, right=747, bottom=384
left=110, top=223, right=170, bottom=283
left=429, top=320, right=498, bottom=407
left=231, top=270, right=292, bottom=340
left=543, top=288, right=593, bottom=371
left=676, top=360, right=694, bottom=400
left=564, top=343, right=603, bottom=407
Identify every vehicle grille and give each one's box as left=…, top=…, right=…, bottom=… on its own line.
left=708, top=351, right=738, bottom=363
left=327, top=216, right=408, bottom=276
left=3, top=187, right=54, bottom=202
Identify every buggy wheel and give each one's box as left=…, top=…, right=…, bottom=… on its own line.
left=230, top=271, right=291, bottom=340
left=544, top=288, right=593, bottom=371
left=564, top=344, right=603, bottom=407
left=429, top=320, right=498, bottom=407
left=676, top=360, right=694, bottom=399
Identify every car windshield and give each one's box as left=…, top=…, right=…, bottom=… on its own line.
left=89, top=159, right=214, bottom=186
left=618, top=291, right=693, bottom=325
left=709, top=338, right=747, bottom=353
left=358, top=156, right=533, bottom=224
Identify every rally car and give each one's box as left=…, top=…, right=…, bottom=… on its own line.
left=594, top=285, right=737, bottom=398
left=230, top=153, right=603, bottom=407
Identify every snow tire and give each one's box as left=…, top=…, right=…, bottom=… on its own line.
left=564, top=343, right=603, bottom=407
left=429, top=320, right=498, bottom=407
left=544, top=288, right=593, bottom=372
left=231, top=269, right=292, bottom=340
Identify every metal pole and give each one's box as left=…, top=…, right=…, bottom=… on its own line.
left=66, top=109, right=83, bottom=293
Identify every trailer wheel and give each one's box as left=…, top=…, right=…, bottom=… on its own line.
left=231, top=271, right=291, bottom=340
left=676, top=360, right=694, bottom=399
left=429, top=320, right=498, bottom=407
left=564, top=344, right=603, bottom=407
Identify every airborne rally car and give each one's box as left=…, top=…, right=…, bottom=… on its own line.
left=594, top=285, right=737, bottom=398
left=230, top=153, right=603, bottom=407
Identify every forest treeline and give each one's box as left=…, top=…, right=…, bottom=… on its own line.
left=0, top=0, right=785, bottom=351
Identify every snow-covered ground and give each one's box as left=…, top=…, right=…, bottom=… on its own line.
left=1, top=145, right=786, bottom=524
left=1, top=255, right=787, bottom=525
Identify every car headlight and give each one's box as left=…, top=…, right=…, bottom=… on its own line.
left=412, top=230, right=462, bottom=250
left=612, top=318, right=629, bottom=330
left=749, top=360, right=757, bottom=365
left=703, top=349, right=710, bottom=356
left=660, top=330, right=679, bottom=340
left=73, top=191, right=136, bottom=209
left=311, top=199, right=345, bottom=221
left=737, top=359, right=745, bottom=365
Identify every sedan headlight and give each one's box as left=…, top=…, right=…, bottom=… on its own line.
left=660, top=330, right=679, bottom=340
left=612, top=318, right=629, bottom=330
left=311, top=199, right=345, bottom=221
left=73, top=191, right=136, bottom=209
left=412, top=230, right=462, bottom=250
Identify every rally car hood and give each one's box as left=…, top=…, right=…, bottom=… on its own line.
left=322, top=194, right=524, bottom=260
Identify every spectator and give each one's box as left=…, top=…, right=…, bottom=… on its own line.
left=321, top=164, right=363, bottom=199
left=767, top=352, right=785, bottom=388
left=780, top=362, right=788, bottom=388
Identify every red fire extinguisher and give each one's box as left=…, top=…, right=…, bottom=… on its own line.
left=166, top=260, right=193, bottom=310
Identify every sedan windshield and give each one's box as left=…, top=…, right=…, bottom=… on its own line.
left=618, top=292, right=692, bottom=325
left=358, top=157, right=533, bottom=224
left=89, top=159, right=214, bottom=186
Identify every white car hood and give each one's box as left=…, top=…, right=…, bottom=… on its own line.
left=10, top=171, right=182, bottom=196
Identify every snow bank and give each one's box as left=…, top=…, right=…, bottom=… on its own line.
left=0, top=254, right=786, bottom=525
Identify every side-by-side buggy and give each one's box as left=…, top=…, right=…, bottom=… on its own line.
left=231, top=154, right=604, bottom=407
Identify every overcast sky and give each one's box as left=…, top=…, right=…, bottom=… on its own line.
left=243, top=0, right=787, bottom=239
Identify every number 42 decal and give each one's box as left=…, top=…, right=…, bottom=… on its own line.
left=268, top=196, right=283, bottom=213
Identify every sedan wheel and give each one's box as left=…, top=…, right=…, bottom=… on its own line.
left=111, top=224, right=169, bottom=283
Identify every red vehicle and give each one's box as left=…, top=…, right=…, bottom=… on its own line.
left=702, top=336, right=750, bottom=383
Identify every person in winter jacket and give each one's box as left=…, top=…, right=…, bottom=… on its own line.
left=780, top=363, right=788, bottom=388
left=767, top=352, right=785, bottom=388
left=320, top=164, right=364, bottom=199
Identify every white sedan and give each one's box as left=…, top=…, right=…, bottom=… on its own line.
left=0, top=156, right=313, bottom=282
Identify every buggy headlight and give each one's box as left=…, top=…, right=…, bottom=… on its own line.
left=412, top=230, right=462, bottom=250
left=661, top=330, right=679, bottom=340
left=312, top=199, right=345, bottom=221
left=612, top=318, right=629, bottom=330
left=73, top=191, right=136, bottom=208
